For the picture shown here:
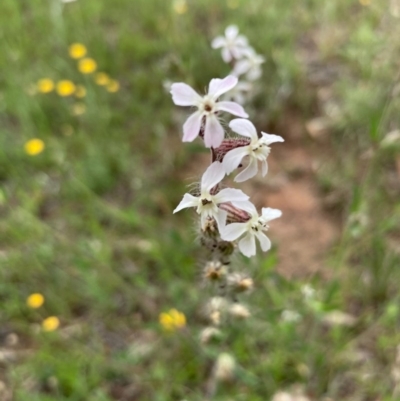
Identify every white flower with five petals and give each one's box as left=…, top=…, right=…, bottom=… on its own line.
left=170, top=76, right=248, bottom=148
left=220, top=201, right=282, bottom=257
left=211, top=25, right=249, bottom=63
left=223, top=119, right=284, bottom=182
left=173, top=162, right=249, bottom=230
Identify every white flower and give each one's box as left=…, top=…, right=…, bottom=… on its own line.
left=211, top=25, right=249, bottom=63
left=220, top=201, right=281, bottom=257
left=232, top=47, right=265, bottom=81
left=223, top=119, right=284, bottom=182
left=173, top=162, right=249, bottom=230
left=170, top=76, right=249, bottom=148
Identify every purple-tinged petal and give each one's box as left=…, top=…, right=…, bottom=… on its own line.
left=214, top=188, right=249, bottom=204
left=261, top=132, right=284, bottom=144
left=238, top=233, right=256, bottom=257
left=211, top=36, right=226, bottom=49
left=255, top=231, right=271, bottom=252
left=201, top=161, right=225, bottom=192
left=221, top=222, right=248, bottom=242
left=204, top=115, right=225, bottom=148
left=225, top=25, right=239, bottom=39
left=170, top=83, right=202, bottom=106
left=261, top=207, right=282, bottom=221
left=229, top=118, right=257, bottom=139
left=183, top=112, right=203, bottom=142
left=173, top=193, right=199, bottom=213
left=234, top=158, right=258, bottom=182
left=216, top=101, right=248, bottom=118
left=208, top=75, right=238, bottom=99
left=223, top=146, right=250, bottom=174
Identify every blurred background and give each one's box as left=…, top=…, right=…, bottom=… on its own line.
left=1, top=0, right=400, bottom=400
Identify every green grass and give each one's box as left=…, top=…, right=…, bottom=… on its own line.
left=1, top=0, right=400, bottom=400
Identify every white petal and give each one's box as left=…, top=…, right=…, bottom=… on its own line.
left=211, top=36, right=226, bottom=49
left=235, top=35, right=248, bottom=47
left=214, top=188, right=249, bottom=204
left=221, top=222, right=248, bottom=241
left=229, top=118, right=257, bottom=139
left=231, top=200, right=258, bottom=216
left=223, top=146, right=250, bottom=174
left=225, top=25, right=239, bottom=40
left=215, top=209, right=228, bottom=230
left=204, top=115, right=225, bottom=148
left=261, top=132, right=284, bottom=144
left=201, top=161, right=225, bottom=192
left=261, top=160, right=268, bottom=176
left=173, top=193, right=199, bottom=213
left=170, top=83, right=202, bottom=106
left=208, top=75, right=238, bottom=99
left=255, top=231, right=271, bottom=252
left=233, top=59, right=251, bottom=77
left=234, top=157, right=258, bottom=182
left=261, top=207, right=282, bottom=221
left=182, top=112, right=202, bottom=142
left=247, top=67, right=262, bottom=81
left=238, top=233, right=256, bottom=257
left=216, top=101, right=248, bottom=118
left=221, top=48, right=232, bottom=63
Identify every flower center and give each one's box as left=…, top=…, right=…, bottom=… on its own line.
left=200, top=96, right=216, bottom=114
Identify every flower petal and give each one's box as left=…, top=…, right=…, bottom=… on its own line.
left=211, top=36, right=226, bottom=49
left=238, top=233, right=256, bottom=257
left=223, top=146, right=250, bottom=174
left=170, top=83, right=202, bottom=106
left=247, top=67, right=262, bottom=81
left=208, top=75, right=238, bottom=99
left=204, top=115, right=225, bottom=148
left=221, top=222, right=248, bottom=241
left=225, top=25, right=239, bottom=40
left=261, top=160, right=268, bottom=176
left=173, top=193, right=199, bottom=213
left=234, top=158, right=258, bottom=182
left=255, top=231, right=271, bottom=252
left=216, top=101, right=248, bottom=118
left=261, top=132, right=284, bottom=144
left=261, top=207, right=282, bottom=221
left=231, top=200, right=257, bottom=216
left=229, top=118, right=257, bottom=139
left=221, top=48, right=232, bottom=63
left=215, top=209, right=228, bottom=230
left=233, top=59, right=251, bottom=77
left=183, top=112, right=203, bottom=142
left=201, top=161, right=225, bottom=192
left=214, top=188, right=249, bottom=204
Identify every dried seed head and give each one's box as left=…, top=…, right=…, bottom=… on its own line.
left=205, top=296, right=229, bottom=325
left=200, top=327, right=222, bottom=344
left=215, top=353, right=236, bottom=382
left=203, top=261, right=226, bottom=281
left=201, top=217, right=219, bottom=236
left=227, top=273, right=254, bottom=293
left=229, top=303, right=251, bottom=319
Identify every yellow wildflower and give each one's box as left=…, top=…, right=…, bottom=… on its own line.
left=75, top=85, right=87, bottom=98
left=56, top=80, right=76, bottom=97
left=69, top=43, right=87, bottom=59
left=159, top=308, right=186, bottom=331
left=106, top=79, right=120, bottom=93
left=27, top=293, right=45, bottom=309
left=42, top=316, right=60, bottom=332
left=71, top=102, right=86, bottom=116
left=94, top=72, right=110, bottom=86
left=25, top=139, right=45, bottom=156
left=37, top=79, right=55, bottom=93
left=173, top=0, right=188, bottom=14
left=78, top=58, right=97, bottom=74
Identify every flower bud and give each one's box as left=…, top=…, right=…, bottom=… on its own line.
left=200, top=327, right=222, bottom=344
left=215, top=353, right=236, bottom=381
left=229, top=303, right=250, bottom=319
left=203, top=261, right=227, bottom=282
left=227, top=273, right=254, bottom=293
